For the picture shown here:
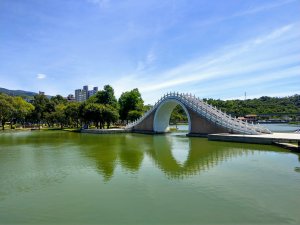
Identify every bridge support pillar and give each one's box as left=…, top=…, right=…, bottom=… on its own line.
left=186, top=108, right=230, bottom=134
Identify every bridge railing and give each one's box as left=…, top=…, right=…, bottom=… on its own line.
left=181, top=93, right=271, bottom=134
left=183, top=94, right=268, bottom=134
left=177, top=94, right=252, bottom=134
left=125, top=92, right=272, bottom=134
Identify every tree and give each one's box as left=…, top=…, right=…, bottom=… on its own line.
left=82, top=103, right=104, bottom=129
left=50, top=95, right=67, bottom=105
left=10, top=97, right=34, bottom=128
left=81, top=103, right=119, bottom=129
left=170, top=105, right=187, bottom=126
left=103, top=105, right=119, bottom=128
left=79, top=102, right=87, bottom=127
left=43, top=95, right=66, bottom=127
left=93, top=85, right=118, bottom=108
left=65, top=102, right=81, bottom=128
left=44, top=112, right=56, bottom=127
left=127, top=110, right=143, bottom=122
left=0, top=94, right=13, bottom=130
left=32, top=94, right=50, bottom=128
left=143, top=104, right=152, bottom=112
left=52, top=104, right=67, bottom=129
left=118, top=88, right=144, bottom=122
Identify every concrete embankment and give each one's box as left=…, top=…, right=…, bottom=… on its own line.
left=208, top=132, right=300, bottom=152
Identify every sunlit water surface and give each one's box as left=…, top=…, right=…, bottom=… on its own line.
left=0, top=130, right=300, bottom=224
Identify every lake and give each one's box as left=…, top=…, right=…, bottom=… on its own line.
left=0, top=130, right=300, bottom=224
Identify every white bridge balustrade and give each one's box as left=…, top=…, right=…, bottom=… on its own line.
left=125, top=92, right=272, bottom=135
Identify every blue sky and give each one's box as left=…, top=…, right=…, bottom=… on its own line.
left=0, top=0, right=299, bottom=104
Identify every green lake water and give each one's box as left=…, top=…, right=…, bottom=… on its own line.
left=0, top=130, right=300, bottom=224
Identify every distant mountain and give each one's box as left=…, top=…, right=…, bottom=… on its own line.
left=0, top=87, right=52, bottom=98
left=0, top=87, right=37, bottom=97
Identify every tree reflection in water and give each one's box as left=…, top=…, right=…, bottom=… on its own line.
left=80, top=133, right=289, bottom=181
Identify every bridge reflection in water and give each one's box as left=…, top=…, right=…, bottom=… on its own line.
left=81, top=133, right=289, bottom=181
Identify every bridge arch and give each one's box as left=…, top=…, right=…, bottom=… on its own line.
left=153, top=99, right=191, bottom=133
left=126, top=92, right=272, bottom=135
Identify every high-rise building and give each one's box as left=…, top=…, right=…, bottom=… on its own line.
left=75, top=85, right=98, bottom=102
left=88, top=86, right=98, bottom=98
left=83, top=85, right=88, bottom=92
left=75, top=89, right=87, bottom=102
left=88, top=90, right=94, bottom=98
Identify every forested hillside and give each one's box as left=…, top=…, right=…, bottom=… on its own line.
left=170, top=95, right=300, bottom=123
left=0, top=87, right=37, bottom=97
left=204, top=95, right=300, bottom=116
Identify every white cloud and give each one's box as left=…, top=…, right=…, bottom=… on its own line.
left=36, top=73, right=46, bottom=79
left=194, top=0, right=297, bottom=28
left=113, top=23, right=300, bottom=103
left=253, top=24, right=294, bottom=44
left=87, top=0, right=110, bottom=8
left=232, top=0, right=297, bottom=17
left=136, top=49, right=156, bottom=72
left=139, top=24, right=297, bottom=92
left=190, top=65, right=300, bottom=96
left=146, top=51, right=156, bottom=64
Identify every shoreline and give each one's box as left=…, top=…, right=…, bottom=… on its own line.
left=1, top=127, right=299, bottom=152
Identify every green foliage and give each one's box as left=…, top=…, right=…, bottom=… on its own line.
left=82, top=103, right=103, bottom=128
left=51, top=95, right=67, bottom=105
left=143, top=104, right=152, bottom=112
left=119, top=88, right=144, bottom=121
left=170, top=95, right=300, bottom=123
left=52, top=104, right=67, bottom=128
left=31, top=94, right=50, bottom=124
left=65, top=102, right=81, bottom=128
left=11, top=96, right=34, bottom=127
left=0, top=94, right=14, bottom=130
left=2, top=85, right=297, bottom=130
left=203, top=94, right=300, bottom=116
left=0, top=86, right=123, bottom=130
left=0, top=87, right=37, bottom=97
left=82, top=103, right=118, bottom=129
left=103, top=105, right=119, bottom=128
left=128, top=110, right=143, bottom=122
left=0, top=93, right=34, bottom=130
left=170, top=105, right=188, bottom=124
left=92, top=85, right=118, bottom=108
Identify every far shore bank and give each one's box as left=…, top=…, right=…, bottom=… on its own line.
left=0, top=127, right=81, bottom=133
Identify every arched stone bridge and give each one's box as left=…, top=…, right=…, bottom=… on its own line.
left=126, top=92, right=271, bottom=136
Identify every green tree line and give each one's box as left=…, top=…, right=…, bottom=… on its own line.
left=1, top=89, right=299, bottom=130
left=204, top=95, right=300, bottom=116
left=170, top=95, right=300, bottom=124
left=0, top=85, right=145, bottom=130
